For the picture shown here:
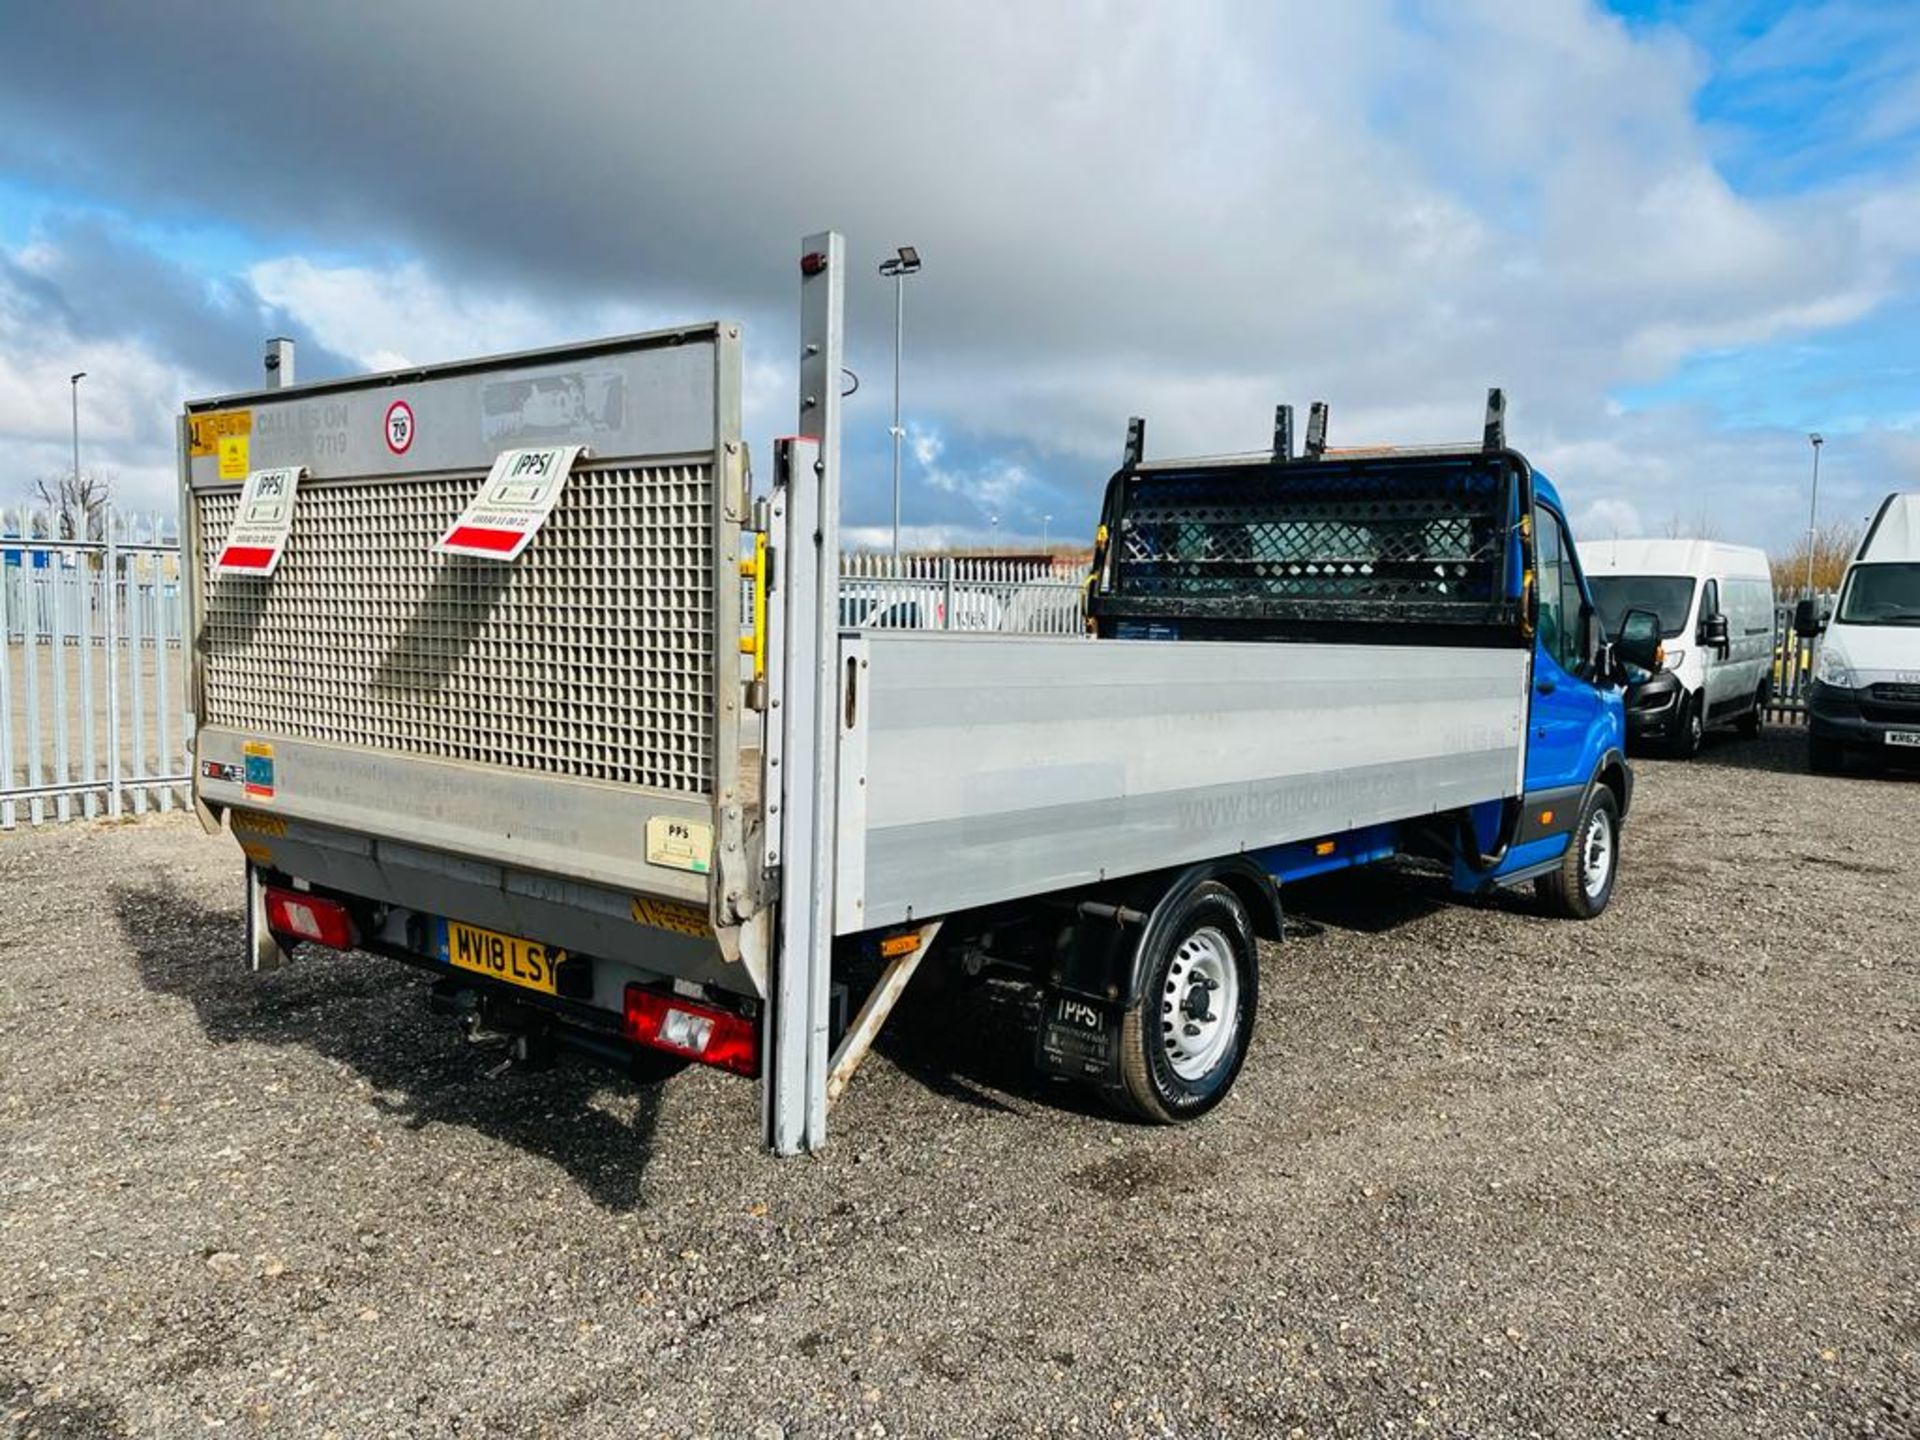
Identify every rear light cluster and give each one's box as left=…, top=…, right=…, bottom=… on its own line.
left=263, top=887, right=357, bottom=950
left=622, top=985, right=759, bottom=1077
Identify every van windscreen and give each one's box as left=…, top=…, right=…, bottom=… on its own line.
left=1588, top=575, right=1695, bottom=639
left=1837, top=563, right=1920, bottom=625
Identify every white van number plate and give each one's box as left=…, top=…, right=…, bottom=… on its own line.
left=1887, top=730, right=1920, bottom=748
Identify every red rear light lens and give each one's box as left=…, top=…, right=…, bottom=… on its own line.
left=622, top=985, right=759, bottom=1078
left=264, top=887, right=357, bottom=950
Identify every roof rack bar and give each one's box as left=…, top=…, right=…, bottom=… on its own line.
left=1272, top=404, right=1294, bottom=462
left=1483, top=388, right=1506, bottom=452
left=1123, top=416, right=1146, bottom=469
left=1304, top=401, right=1328, bottom=459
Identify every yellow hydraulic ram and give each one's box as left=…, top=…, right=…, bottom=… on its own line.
left=739, top=531, right=768, bottom=682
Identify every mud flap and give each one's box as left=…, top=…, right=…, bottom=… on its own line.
left=1035, top=990, right=1123, bottom=1089
left=245, top=861, right=292, bottom=973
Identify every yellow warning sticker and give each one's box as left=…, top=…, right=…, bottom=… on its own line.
left=218, top=434, right=250, bottom=479
left=188, top=409, right=251, bottom=457
left=631, top=896, right=710, bottom=937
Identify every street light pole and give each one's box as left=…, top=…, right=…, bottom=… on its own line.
left=70, top=372, right=85, bottom=529
left=1042, top=513, right=1052, bottom=550
left=1804, top=432, right=1824, bottom=598
left=878, top=246, right=922, bottom=556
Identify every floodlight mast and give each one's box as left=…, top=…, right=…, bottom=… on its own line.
left=1804, top=432, right=1824, bottom=597
left=878, top=246, right=922, bottom=555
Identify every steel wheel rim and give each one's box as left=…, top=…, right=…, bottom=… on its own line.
left=1161, top=926, right=1239, bottom=1081
left=1582, top=808, right=1614, bottom=900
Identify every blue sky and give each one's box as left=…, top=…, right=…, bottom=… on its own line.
left=0, top=1, right=1915, bottom=551
left=1598, top=0, right=1920, bottom=506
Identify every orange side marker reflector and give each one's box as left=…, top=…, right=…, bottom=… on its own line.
left=1314, top=840, right=1336, bottom=856
left=878, top=931, right=921, bottom=959
left=1540, top=810, right=1555, bottom=826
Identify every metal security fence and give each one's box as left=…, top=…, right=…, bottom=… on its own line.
left=1765, top=593, right=1837, bottom=726
left=838, top=553, right=1086, bottom=635
left=1, top=508, right=189, bottom=829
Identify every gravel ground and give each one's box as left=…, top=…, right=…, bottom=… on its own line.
left=2, top=727, right=1916, bottom=1439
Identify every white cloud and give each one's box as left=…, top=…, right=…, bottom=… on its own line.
left=1574, top=497, right=1646, bottom=541
left=0, top=251, right=205, bottom=516
left=905, top=422, right=1035, bottom=520
left=247, top=257, right=673, bottom=373
left=2, top=1, right=1917, bottom=552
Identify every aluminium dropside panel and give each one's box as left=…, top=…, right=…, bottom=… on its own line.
left=834, top=632, right=1530, bottom=932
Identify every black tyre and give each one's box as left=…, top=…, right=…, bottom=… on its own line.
left=1735, top=695, right=1763, bottom=739
left=1534, top=786, right=1620, bottom=920
left=1116, top=881, right=1258, bottom=1124
left=1809, top=734, right=1845, bottom=775
left=1666, top=694, right=1704, bottom=758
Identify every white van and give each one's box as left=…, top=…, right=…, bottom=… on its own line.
left=1798, top=492, right=1920, bottom=773
left=1583, top=539, right=1776, bottom=756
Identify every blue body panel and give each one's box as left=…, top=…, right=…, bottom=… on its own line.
left=1504, top=473, right=1626, bottom=877
left=1493, top=471, right=1626, bottom=883
left=1254, top=823, right=1400, bottom=885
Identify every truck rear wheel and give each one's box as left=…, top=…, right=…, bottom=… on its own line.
left=1534, top=786, right=1619, bottom=920
left=1116, top=882, right=1257, bottom=1123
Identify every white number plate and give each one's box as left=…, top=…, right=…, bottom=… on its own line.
left=1887, top=730, right=1920, bottom=748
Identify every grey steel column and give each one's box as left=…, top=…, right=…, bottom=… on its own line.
left=768, top=232, right=845, bottom=1156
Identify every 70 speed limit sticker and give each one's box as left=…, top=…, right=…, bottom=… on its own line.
left=384, top=399, right=415, bottom=454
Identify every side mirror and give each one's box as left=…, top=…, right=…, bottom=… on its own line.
left=1616, top=607, right=1663, bottom=672
left=1701, top=613, right=1730, bottom=652
left=1792, top=598, right=1827, bottom=638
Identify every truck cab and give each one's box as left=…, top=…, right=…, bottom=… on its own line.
left=1087, top=415, right=1643, bottom=921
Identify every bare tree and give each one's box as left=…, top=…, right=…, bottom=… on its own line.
left=30, top=470, right=111, bottom=540
left=1770, top=520, right=1863, bottom=596
left=1660, top=509, right=1723, bottom=541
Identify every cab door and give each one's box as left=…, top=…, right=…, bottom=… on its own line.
left=1698, top=576, right=1736, bottom=717
left=1524, top=503, right=1602, bottom=796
